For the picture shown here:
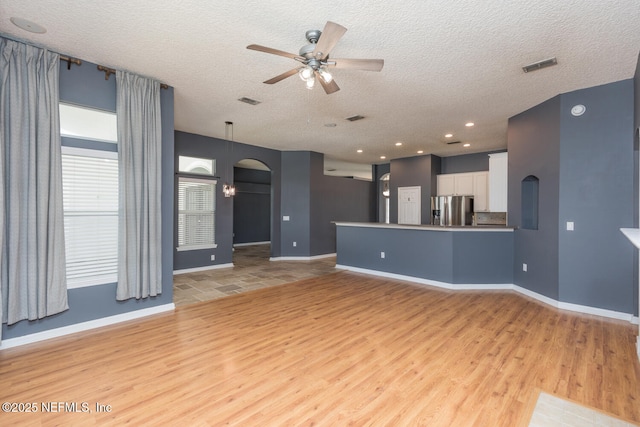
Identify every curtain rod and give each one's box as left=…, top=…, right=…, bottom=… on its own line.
left=97, top=65, right=169, bottom=89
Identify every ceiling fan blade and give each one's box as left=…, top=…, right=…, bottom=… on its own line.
left=315, top=71, right=340, bottom=94
left=328, top=58, right=384, bottom=71
left=263, top=68, right=300, bottom=84
left=247, top=44, right=301, bottom=60
left=312, top=21, right=347, bottom=60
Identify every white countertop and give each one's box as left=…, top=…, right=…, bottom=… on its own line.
left=334, top=222, right=514, bottom=232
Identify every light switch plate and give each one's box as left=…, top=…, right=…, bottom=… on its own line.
left=567, top=221, right=574, bottom=231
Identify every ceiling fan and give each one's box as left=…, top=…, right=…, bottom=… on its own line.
left=247, top=21, right=384, bottom=94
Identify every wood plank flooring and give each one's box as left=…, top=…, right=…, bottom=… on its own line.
left=1, top=272, right=639, bottom=426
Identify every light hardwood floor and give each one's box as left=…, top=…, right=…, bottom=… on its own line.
left=1, top=272, right=639, bottom=426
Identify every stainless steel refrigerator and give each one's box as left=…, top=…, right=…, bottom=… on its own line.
left=431, top=195, right=474, bottom=226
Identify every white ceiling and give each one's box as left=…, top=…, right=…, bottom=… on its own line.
left=1, top=1, right=639, bottom=167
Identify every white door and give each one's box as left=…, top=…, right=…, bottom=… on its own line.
left=398, top=186, right=421, bottom=225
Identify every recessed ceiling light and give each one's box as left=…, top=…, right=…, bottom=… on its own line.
left=10, top=17, right=46, bottom=34
left=380, top=156, right=386, bottom=159
left=445, top=133, right=453, bottom=138
left=357, top=149, right=363, bottom=153
left=465, top=122, right=474, bottom=127
left=395, top=142, right=402, bottom=146
left=463, top=143, right=471, bottom=147
left=417, top=150, right=424, bottom=154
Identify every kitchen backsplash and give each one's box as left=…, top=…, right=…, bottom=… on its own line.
left=474, top=212, right=507, bottom=226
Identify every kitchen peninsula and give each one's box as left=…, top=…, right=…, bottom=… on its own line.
left=335, top=222, right=514, bottom=288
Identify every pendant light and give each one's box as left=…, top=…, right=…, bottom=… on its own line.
left=223, top=121, right=236, bottom=197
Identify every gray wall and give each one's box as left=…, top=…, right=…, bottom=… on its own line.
left=508, top=95, right=561, bottom=300
left=312, top=173, right=375, bottom=256
left=233, top=167, right=271, bottom=245
left=440, top=150, right=505, bottom=174
left=508, top=79, right=636, bottom=315
left=389, top=155, right=441, bottom=224
left=174, top=132, right=282, bottom=269
left=336, top=226, right=513, bottom=284
left=3, top=58, right=175, bottom=339
left=558, top=80, right=635, bottom=313
left=280, top=151, right=313, bottom=256
left=281, top=151, right=375, bottom=257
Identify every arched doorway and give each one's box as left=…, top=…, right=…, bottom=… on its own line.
left=232, top=159, right=272, bottom=261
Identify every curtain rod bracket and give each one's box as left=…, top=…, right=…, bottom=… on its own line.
left=60, top=55, right=81, bottom=70
left=97, top=65, right=116, bottom=81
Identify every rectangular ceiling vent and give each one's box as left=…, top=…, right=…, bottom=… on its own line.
left=345, top=115, right=365, bottom=122
left=238, top=97, right=261, bottom=105
left=522, top=57, right=558, bottom=73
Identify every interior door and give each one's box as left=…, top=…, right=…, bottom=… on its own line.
left=398, top=186, right=421, bottom=225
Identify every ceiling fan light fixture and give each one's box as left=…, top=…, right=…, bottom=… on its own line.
left=299, top=66, right=314, bottom=81
left=305, top=77, right=315, bottom=89
left=319, top=68, right=333, bottom=83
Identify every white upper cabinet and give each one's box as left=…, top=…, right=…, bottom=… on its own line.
left=437, top=171, right=489, bottom=212
left=489, top=152, right=508, bottom=212
left=437, top=174, right=455, bottom=196
left=473, top=172, right=489, bottom=212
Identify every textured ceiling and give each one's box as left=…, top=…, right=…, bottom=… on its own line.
left=1, top=0, right=639, bottom=167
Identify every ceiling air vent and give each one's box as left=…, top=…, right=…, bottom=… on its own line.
left=522, top=57, right=557, bottom=73
left=446, top=140, right=461, bottom=145
left=238, top=97, right=261, bottom=105
left=345, top=115, right=365, bottom=122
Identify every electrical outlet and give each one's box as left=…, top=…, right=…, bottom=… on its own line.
left=211, top=254, right=215, bottom=261
left=283, top=215, right=290, bottom=221
left=293, top=241, right=297, bottom=247
left=381, top=251, right=385, bottom=259
left=522, top=263, right=527, bottom=272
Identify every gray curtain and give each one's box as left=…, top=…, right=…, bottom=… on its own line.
left=116, top=70, right=162, bottom=300
left=0, top=37, right=68, bottom=340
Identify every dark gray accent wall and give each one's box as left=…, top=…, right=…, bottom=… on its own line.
left=558, top=80, right=635, bottom=313
left=389, top=155, right=441, bottom=224
left=508, top=79, right=636, bottom=315
left=233, top=167, right=271, bottom=245
left=336, top=225, right=513, bottom=284
left=280, top=151, right=375, bottom=257
left=440, top=150, right=505, bottom=174
left=174, top=132, right=282, bottom=269
left=3, top=59, right=175, bottom=339
left=280, top=151, right=313, bottom=256
left=508, top=96, right=562, bottom=300
left=311, top=174, right=375, bottom=256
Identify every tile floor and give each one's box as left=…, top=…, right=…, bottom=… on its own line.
left=173, top=243, right=337, bottom=307
left=529, top=392, right=638, bottom=427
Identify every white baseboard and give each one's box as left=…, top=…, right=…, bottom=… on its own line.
left=173, top=263, right=234, bottom=275
left=233, top=241, right=270, bottom=247
left=271, top=253, right=336, bottom=262
left=336, top=265, right=638, bottom=324
left=0, top=303, right=175, bottom=350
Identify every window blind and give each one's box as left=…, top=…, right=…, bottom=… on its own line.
left=61, top=152, right=119, bottom=288
left=178, top=177, right=216, bottom=250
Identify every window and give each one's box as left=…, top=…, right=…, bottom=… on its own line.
left=61, top=148, right=119, bottom=288
left=177, top=156, right=217, bottom=251
left=60, top=103, right=118, bottom=288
